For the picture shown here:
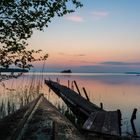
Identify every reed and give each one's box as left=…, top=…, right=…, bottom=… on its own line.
left=55, top=102, right=85, bottom=129
left=0, top=73, right=42, bottom=119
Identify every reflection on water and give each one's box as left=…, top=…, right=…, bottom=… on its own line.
left=0, top=72, right=140, bottom=135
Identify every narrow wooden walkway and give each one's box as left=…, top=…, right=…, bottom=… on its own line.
left=45, top=80, right=102, bottom=117
left=45, top=80, right=121, bottom=136
left=0, top=94, right=84, bottom=140
left=83, top=111, right=121, bottom=136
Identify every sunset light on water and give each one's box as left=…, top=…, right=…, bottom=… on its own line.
left=0, top=0, right=140, bottom=139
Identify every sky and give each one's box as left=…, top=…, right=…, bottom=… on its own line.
left=28, top=0, right=140, bottom=72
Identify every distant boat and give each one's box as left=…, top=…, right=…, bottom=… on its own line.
left=61, top=69, right=72, bottom=73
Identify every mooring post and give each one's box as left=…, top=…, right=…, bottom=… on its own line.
left=73, top=80, right=81, bottom=96
left=56, top=78, right=59, bottom=83
left=131, top=108, right=137, bottom=136
left=131, top=108, right=137, bottom=121
left=71, top=81, right=74, bottom=90
left=117, top=109, right=122, bottom=136
left=68, top=80, right=70, bottom=88
left=100, top=102, right=103, bottom=109
left=83, top=87, right=90, bottom=101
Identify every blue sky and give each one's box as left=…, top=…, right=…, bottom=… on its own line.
left=28, top=0, right=140, bottom=72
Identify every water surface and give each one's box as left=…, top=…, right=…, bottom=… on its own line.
left=0, top=72, right=140, bottom=135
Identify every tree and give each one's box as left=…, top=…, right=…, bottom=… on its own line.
left=0, top=0, right=82, bottom=69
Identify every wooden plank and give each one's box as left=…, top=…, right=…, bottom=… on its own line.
left=110, top=111, right=120, bottom=135
left=45, top=80, right=101, bottom=116
left=90, top=111, right=106, bottom=133
left=9, top=95, right=43, bottom=140
left=83, top=111, right=120, bottom=136
left=45, top=80, right=121, bottom=136
left=101, top=111, right=120, bottom=136
left=83, top=112, right=98, bottom=130
left=0, top=95, right=84, bottom=140
left=22, top=96, right=84, bottom=140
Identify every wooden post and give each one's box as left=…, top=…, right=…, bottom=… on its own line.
left=56, top=78, right=59, bottom=83
left=73, top=80, right=81, bottom=96
left=131, top=108, right=137, bottom=121
left=117, top=109, right=122, bottom=136
left=68, top=80, right=70, bottom=88
left=131, top=108, right=137, bottom=136
left=100, top=102, right=103, bottom=109
left=83, top=87, right=90, bottom=101
left=71, top=81, right=74, bottom=90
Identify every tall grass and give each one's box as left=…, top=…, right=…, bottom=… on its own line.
left=0, top=73, right=42, bottom=119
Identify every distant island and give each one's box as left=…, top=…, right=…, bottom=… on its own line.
left=0, top=68, right=29, bottom=73
left=125, top=72, right=140, bottom=75
left=61, top=69, right=72, bottom=73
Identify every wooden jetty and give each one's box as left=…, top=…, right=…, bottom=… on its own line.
left=45, top=80, right=102, bottom=117
left=0, top=94, right=84, bottom=140
left=45, top=80, right=122, bottom=137
left=83, top=111, right=121, bottom=136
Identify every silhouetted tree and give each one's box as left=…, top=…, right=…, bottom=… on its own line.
left=0, top=0, right=82, bottom=69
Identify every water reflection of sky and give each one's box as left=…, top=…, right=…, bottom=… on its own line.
left=0, top=73, right=140, bottom=136
left=44, top=73, right=140, bottom=135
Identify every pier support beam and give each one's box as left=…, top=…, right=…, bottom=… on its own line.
left=73, top=80, right=81, bottom=96
left=131, top=108, right=137, bottom=136
left=100, top=103, right=103, bottom=110
left=83, top=87, right=90, bottom=101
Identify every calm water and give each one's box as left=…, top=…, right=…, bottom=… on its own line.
left=0, top=72, right=140, bottom=135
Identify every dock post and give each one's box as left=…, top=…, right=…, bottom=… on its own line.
left=82, top=87, right=90, bottom=101
left=68, top=80, right=70, bottom=88
left=56, top=78, right=59, bottom=83
left=100, top=102, right=103, bottom=109
left=73, top=80, right=81, bottom=96
left=71, top=81, right=74, bottom=90
left=131, top=108, right=137, bottom=136
left=117, top=109, right=122, bottom=136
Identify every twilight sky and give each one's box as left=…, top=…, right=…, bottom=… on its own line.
left=28, top=0, right=140, bottom=72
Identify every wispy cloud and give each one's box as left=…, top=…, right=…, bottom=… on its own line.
left=58, top=53, right=86, bottom=57
left=92, top=11, right=110, bottom=17
left=91, top=11, right=110, bottom=20
left=58, top=52, right=65, bottom=55
left=100, top=61, right=140, bottom=66
left=74, top=54, right=86, bottom=57
left=66, top=15, right=84, bottom=22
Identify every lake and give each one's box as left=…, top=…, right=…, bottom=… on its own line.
left=0, top=72, right=140, bottom=136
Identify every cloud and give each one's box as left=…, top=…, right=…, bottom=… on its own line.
left=58, top=53, right=86, bottom=57
left=74, top=54, right=86, bottom=57
left=92, top=11, right=109, bottom=17
left=66, top=15, right=84, bottom=22
left=58, top=52, right=65, bottom=55
left=100, top=61, right=140, bottom=66
left=91, top=11, right=110, bottom=20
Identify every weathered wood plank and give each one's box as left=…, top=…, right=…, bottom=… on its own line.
left=83, top=111, right=120, bottom=136
left=83, top=112, right=98, bottom=130
left=0, top=95, right=84, bottom=140
left=45, top=80, right=121, bottom=137
left=45, top=80, right=101, bottom=116
left=90, top=111, right=106, bottom=133
left=22, top=96, right=84, bottom=140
